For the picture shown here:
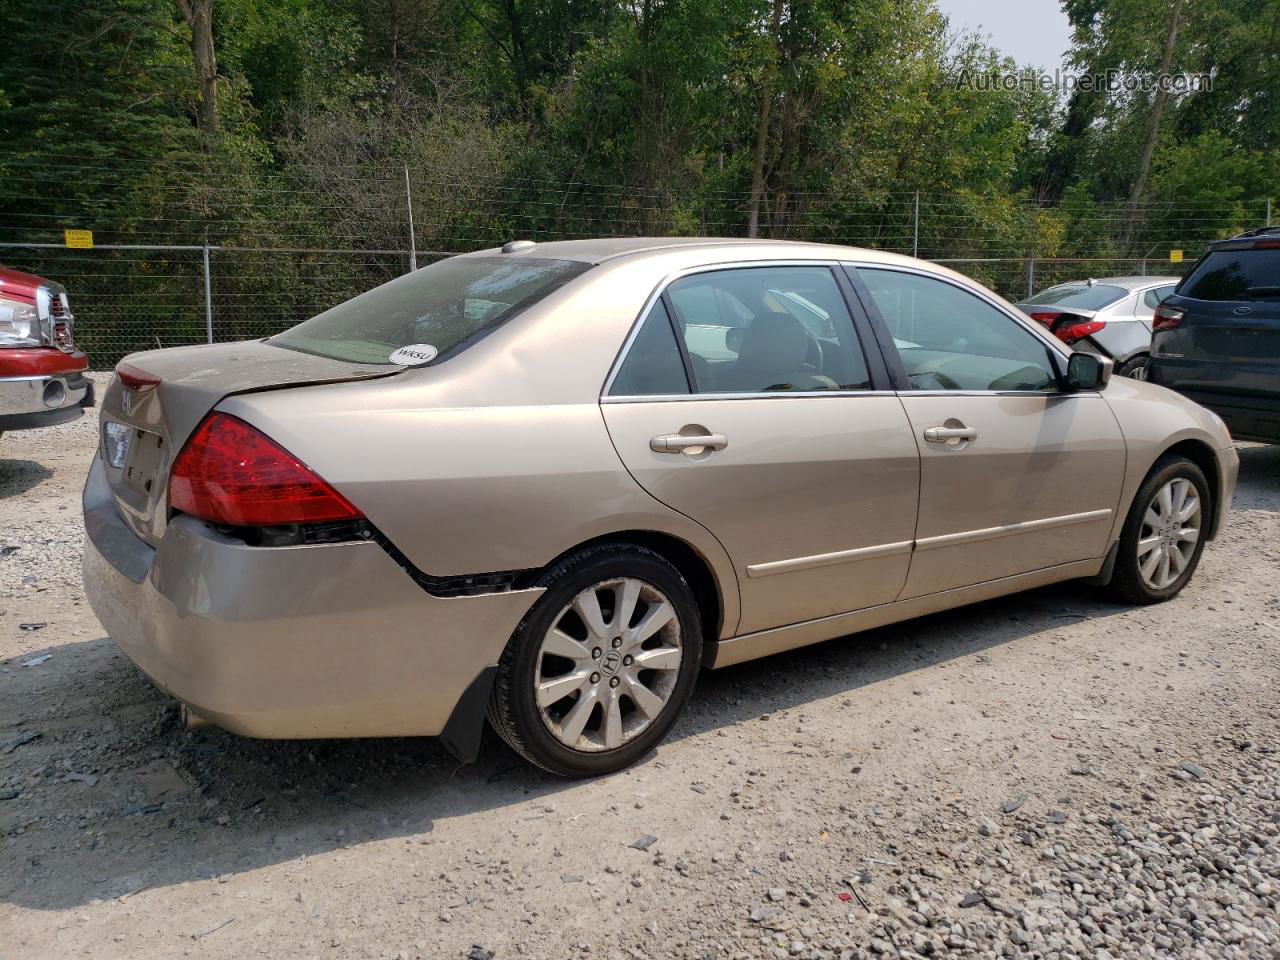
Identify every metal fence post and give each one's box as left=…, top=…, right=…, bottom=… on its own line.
left=405, top=164, right=418, bottom=272
left=202, top=244, right=213, bottom=344
left=912, top=191, right=920, bottom=259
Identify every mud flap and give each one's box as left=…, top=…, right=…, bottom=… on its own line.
left=1083, top=540, right=1120, bottom=586
left=438, top=666, right=497, bottom=764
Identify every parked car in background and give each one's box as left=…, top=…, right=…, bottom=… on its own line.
left=0, top=265, right=92, bottom=440
left=1017, top=276, right=1180, bottom=379
left=83, top=238, right=1236, bottom=777
left=1148, top=228, right=1280, bottom=444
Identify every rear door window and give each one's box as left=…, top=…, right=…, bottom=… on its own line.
left=1179, top=249, right=1280, bottom=301
left=608, top=300, right=691, bottom=396
left=664, top=266, right=872, bottom=393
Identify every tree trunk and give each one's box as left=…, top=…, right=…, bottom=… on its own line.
left=1124, top=0, right=1183, bottom=244
left=177, top=0, right=218, bottom=138
left=747, top=0, right=784, bottom=238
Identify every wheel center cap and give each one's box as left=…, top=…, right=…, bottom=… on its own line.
left=601, top=650, right=623, bottom=677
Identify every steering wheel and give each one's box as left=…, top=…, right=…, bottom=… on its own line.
left=908, top=370, right=962, bottom=391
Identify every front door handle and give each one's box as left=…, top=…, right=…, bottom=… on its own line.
left=924, top=424, right=977, bottom=444
left=650, top=433, right=728, bottom=453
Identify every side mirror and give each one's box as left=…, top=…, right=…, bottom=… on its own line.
left=1065, top=352, right=1113, bottom=391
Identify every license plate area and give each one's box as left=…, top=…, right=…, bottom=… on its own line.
left=122, top=427, right=166, bottom=496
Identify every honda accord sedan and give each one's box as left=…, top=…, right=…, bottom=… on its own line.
left=83, top=238, right=1237, bottom=776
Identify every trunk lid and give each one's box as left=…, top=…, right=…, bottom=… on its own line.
left=99, top=339, right=400, bottom=545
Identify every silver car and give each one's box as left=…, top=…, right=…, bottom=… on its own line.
left=1017, top=276, right=1181, bottom=378
left=83, top=239, right=1236, bottom=777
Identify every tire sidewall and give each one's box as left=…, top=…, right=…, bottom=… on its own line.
left=1119, top=355, right=1151, bottom=379
left=1117, top=457, right=1210, bottom=602
left=503, top=549, right=702, bottom=777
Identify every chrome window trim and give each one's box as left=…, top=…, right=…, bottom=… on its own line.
left=602, top=389, right=898, bottom=404
left=602, top=258, right=873, bottom=400
left=897, top=390, right=1102, bottom=399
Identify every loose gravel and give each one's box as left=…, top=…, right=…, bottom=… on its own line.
left=1, top=396, right=1278, bottom=960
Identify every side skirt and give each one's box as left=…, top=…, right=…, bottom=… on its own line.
left=707, top=558, right=1104, bottom=669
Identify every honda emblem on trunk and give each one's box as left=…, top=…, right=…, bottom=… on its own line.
left=1234, top=306, right=1253, bottom=316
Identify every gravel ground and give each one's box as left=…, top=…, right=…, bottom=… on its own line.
left=1, top=385, right=1279, bottom=960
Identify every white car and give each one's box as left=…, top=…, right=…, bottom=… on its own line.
left=1017, top=276, right=1180, bottom=379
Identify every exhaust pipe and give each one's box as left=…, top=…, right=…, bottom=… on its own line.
left=180, top=704, right=212, bottom=729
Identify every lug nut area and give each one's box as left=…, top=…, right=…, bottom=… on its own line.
left=590, top=672, right=600, bottom=684
left=609, top=676, right=620, bottom=688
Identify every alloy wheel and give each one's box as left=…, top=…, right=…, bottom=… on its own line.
left=534, top=577, right=683, bottom=752
left=1137, top=477, right=1201, bottom=590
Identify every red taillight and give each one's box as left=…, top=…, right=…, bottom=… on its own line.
left=1054, top=319, right=1106, bottom=344
left=1028, top=311, right=1059, bottom=327
left=1153, top=305, right=1185, bottom=331
left=116, top=361, right=160, bottom=392
left=169, top=413, right=362, bottom=527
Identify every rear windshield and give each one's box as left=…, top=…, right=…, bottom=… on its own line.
left=269, top=256, right=591, bottom=365
left=1025, top=283, right=1128, bottom=310
left=1179, top=248, right=1280, bottom=301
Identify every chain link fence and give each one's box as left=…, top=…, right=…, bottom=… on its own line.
left=0, top=243, right=1200, bottom=370
left=3, top=160, right=1267, bottom=369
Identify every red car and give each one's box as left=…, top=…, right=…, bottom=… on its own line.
left=0, top=265, right=93, bottom=439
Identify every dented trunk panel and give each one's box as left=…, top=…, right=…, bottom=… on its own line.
left=99, top=339, right=399, bottom=544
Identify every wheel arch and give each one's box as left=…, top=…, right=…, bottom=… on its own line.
left=533, top=529, right=730, bottom=661
left=1157, top=438, right=1222, bottom=539
left=1114, top=348, right=1150, bottom=368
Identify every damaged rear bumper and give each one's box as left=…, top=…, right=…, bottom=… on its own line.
left=81, top=455, right=541, bottom=755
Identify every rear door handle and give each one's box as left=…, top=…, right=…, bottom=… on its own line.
left=924, top=425, right=977, bottom=443
left=650, top=433, right=728, bottom=453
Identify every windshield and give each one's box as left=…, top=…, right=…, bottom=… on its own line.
left=1025, top=283, right=1128, bottom=310
left=269, top=256, right=591, bottom=365
left=1179, top=248, right=1280, bottom=301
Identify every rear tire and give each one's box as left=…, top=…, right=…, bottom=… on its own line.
left=487, top=543, right=702, bottom=777
left=1109, top=455, right=1210, bottom=604
left=1117, top=354, right=1150, bottom=379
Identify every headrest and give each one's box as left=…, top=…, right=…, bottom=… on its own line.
left=735, top=311, right=809, bottom=374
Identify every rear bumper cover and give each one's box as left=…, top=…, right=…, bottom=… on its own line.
left=81, top=455, right=542, bottom=743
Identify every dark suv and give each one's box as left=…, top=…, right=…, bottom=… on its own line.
left=1148, top=228, right=1280, bottom=443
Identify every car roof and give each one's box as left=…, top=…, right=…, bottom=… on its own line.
left=459, top=236, right=920, bottom=267
left=1040, top=276, right=1180, bottom=292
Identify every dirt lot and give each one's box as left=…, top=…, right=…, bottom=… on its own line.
left=2, top=382, right=1279, bottom=960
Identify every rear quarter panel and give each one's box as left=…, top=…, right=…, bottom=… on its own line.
left=216, top=260, right=745, bottom=636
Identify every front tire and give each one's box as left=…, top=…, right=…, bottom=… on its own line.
left=487, top=543, right=702, bottom=777
left=1109, top=455, right=1210, bottom=604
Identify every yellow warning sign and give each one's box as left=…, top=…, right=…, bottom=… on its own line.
left=64, top=229, right=94, bottom=249
left=1169, top=249, right=1184, bottom=263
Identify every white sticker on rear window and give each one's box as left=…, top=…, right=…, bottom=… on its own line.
left=389, top=344, right=439, bottom=366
